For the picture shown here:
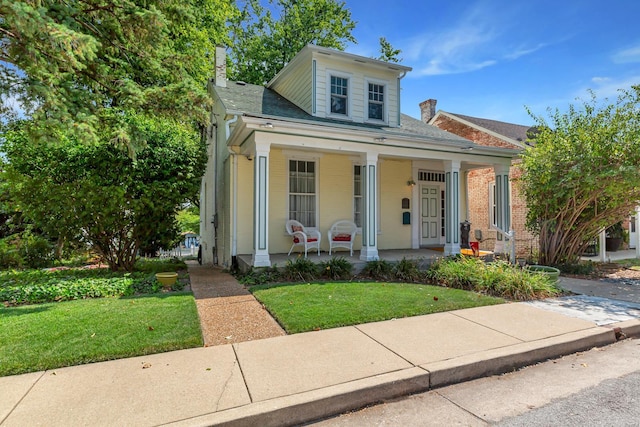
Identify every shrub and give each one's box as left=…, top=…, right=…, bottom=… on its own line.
left=360, top=260, right=394, bottom=281
left=393, top=257, right=423, bottom=283
left=426, top=256, right=560, bottom=300
left=281, top=258, right=319, bottom=282
left=0, top=239, right=22, bottom=269
left=554, top=261, right=595, bottom=276
left=17, top=232, right=54, bottom=269
left=320, top=257, right=353, bottom=281
left=238, top=266, right=282, bottom=286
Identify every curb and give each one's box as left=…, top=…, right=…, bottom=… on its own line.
left=164, top=327, right=618, bottom=427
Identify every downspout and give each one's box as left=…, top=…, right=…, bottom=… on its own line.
left=397, top=71, right=408, bottom=126
left=226, top=115, right=239, bottom=269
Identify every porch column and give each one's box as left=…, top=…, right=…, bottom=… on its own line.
left=252, top=143, right=271, bottom=267
left=493, top=164, right=511, bottom=254
left=599, top=229, right=607, bottom=262
left=635, top=206, right=640, bottom=259
left=444, top=160, right=461, bottom=256
left=360, top=152, right=379, bottom=261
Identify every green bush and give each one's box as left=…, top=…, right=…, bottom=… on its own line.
left=238, top=266, right=282, bottom=286
left=393, top=257, right=423, bottom=283
left=426, top=257, right=560, bottom=300
left=0, top=239, right=22, bottom=269
left=360, top=260, right=394, bottom=281
left=554, top=261, right=595, bottom=276
left=282, top=258, right=319, bottom=282
left=0, top=258, right=187, bottom=306
left=320, top=257, right=353, bottom=280
left=17, top=232, right=54, bottom=269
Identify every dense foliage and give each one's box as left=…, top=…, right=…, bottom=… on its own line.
left=519, top=88, right=640, bottom=265
left=3, top=116, right=206, bottom=271
left=229, top=0, right=356, bottom=85
left=238, top=256, right=560, bottom=301
left=0, top=258, right=187, bottom=305
left=1, top=0, right=235, bottom=149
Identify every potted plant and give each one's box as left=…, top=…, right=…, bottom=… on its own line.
left=605, top=221, right=625, bottom=252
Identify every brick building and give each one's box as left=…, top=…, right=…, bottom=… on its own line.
left=423, top=100, right=537, bottom=258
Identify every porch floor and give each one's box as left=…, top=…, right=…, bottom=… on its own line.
left=238, top=248, right=446, bottom=273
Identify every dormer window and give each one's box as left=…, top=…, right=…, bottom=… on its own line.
left=368, top=83, right=384, bottom=121
left=330, top=75, right=348, bottom=115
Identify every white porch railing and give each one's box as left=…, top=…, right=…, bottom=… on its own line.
left=490, top=226, right=516, bottom=264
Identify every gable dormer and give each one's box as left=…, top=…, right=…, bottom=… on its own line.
left=267, top=45, right=412, bottom=128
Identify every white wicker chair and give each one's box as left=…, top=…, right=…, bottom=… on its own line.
left=328, top=220, right=357, bottom=256
left=285, top=220, right=321, bottom=257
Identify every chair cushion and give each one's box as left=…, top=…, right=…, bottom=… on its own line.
left=293, top=237, right=318, bottom=243
left=332, top=234, right=352, bottom=242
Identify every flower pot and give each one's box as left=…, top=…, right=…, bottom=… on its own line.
left=525, top=265, right=560, bottom=283
left=605, top=237, right=622, bottom=252
left=155, top=272, right=178, bottom=287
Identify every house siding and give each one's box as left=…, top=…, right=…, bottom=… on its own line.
left=379, top=159, right=413, bottom=249
left=312, top=55, right=400, bottom=127
left=270, top=60, right=313, bottom=115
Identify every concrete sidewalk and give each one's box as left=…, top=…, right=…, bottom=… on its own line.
left=2, top=303, right=640, bottom=427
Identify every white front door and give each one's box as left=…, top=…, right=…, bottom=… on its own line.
left=630, top=216, right=637, bottom=249
left=421, top=185, right=441, bottom=246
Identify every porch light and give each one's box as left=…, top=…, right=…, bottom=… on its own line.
left=260, top=122, right=274, bottom=129
left=461, top=146, right=473, bottom=151
left=407, top=179, right=416, bottom=187
left=374, top=136, right=387, bottom=142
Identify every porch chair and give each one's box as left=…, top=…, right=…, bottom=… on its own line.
left=285, top=220, right=321, bottom=257
left=328, top=220, right=357, bottom=256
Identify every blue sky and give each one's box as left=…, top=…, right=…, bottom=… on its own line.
left=342, top=0, right=640, bottom=125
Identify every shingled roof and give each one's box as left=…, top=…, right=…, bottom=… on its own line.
left=213, top=81, right=473, bottom=145
left=446, top=112, right=533, bottom=144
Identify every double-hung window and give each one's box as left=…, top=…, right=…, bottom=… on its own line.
left=289, top=160, right=316, bottom=227
left=330, top=75, right=348, bottom=116
left=368, top=83, right=385, bottom=121
left=489, top=182, right=497, bottom=228
left=353, top=165, right=363, bottom=227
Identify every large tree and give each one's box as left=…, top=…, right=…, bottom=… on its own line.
left=518, top=88, right=640, bottom=265
left=1, top=0, right=235, bottom=151
left=3, top=114, right=207, bottom=271
left=229, top=0, right=356, bottom=85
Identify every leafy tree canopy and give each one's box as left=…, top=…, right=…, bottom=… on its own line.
left=1, top=0, right=235, bottom=151
left=229, top=0, right=357, bottom=85
left=518, top=87, right=640, bottom=265
left=376, top=37, right=402, bottom=63
left=3, top=114, right=207, bottom=271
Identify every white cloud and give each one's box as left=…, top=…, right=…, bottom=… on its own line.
left=503, top=43, right=547, bottom=60
left=578, top=75, right=640, bottom=100
left=612, top=45, right=640, bottom=64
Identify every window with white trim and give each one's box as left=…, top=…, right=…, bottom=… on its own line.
left=367, top=82, right=385, bottom=121
left=330, top=74, right=349, bottom=116
left=353, top=165, right=363, bottom=227
left=289, top=160, right=316, bottom=227
left=489, top=182, right=497, bottom=228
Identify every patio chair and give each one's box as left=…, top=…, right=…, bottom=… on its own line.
left=328, top=220, right=357, bottom=256
left=285, top=219, right=321, bottom=257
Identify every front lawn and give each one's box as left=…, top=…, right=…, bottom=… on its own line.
left=251, top=282, right=503, bottom=334
left=0, top=293, right=203, bottom=377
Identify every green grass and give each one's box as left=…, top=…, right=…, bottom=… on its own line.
left=251, top=282, right=503, bottom=334
left=0, top=293, right=203, bottom=377
left=613, top=258, right=640, bottom=268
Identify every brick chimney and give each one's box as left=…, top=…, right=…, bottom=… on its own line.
left=419, top=99, right=437, bottom=123
left=214, top=46, right=227, bottom=88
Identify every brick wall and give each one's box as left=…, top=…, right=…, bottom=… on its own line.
left=432, top=114, right=538, bottom=258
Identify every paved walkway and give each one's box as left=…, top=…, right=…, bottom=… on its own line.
left=1, top=269, right=640, bottom=426
left=187, top=261, right=285, bottom=346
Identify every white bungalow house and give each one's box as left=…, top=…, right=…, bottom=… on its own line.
left=199, top=45, right=520, bottom=268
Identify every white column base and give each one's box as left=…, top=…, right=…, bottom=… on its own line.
left=444, top=242, right=461, bottom=256
left=252, top=253, right=271, bottom=267
left=359, top=247, right=379, bottom=261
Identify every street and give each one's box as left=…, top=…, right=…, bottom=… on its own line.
left=310, top=338, right=640, bottom=426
